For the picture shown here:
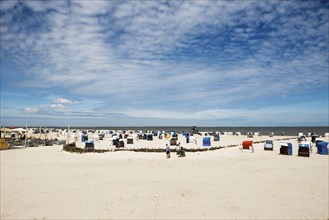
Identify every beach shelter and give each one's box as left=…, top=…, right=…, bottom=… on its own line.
left=127, top=137, right=134, bottom=144
left=214, top=134, right=220, bottom=141
left=118, top=139, right=125, bottom=148
left=298, top=142, right=311, bottom=157
left=242, top=140, right=254, bottom=152
left=85, top=140, right=94, bottom=151
left=316, top=142, right=328, bottom=155
left=315, top=138, right=324, bottom=147
left=264, top=140, right=273, bottom=151
left=170, top=137, right=177, bottom=146
left=298, top=135, right=307, bottom=142
left=147, top=134, right=153, bottom=141
left=280, top=142, right=292, bottom=155
left=81, top=134, right=88, bottom=142
left=203, top=137, right=211, bottom=147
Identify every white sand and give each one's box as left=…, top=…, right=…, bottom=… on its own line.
left=1, top=133, right=328, bottom=219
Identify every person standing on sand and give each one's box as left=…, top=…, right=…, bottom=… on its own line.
left=176, top=142, right=181, bottom=156
left=166, top=144, right=170, bottom=159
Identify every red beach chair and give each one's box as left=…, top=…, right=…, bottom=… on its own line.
left=242, top=140, right=254, bottom=153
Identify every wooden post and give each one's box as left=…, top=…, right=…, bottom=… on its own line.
left=67, top=125, right=70, bottom=145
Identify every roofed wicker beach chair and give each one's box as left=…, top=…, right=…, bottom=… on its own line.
left=264, top=140, right=273, bottom=151
left=298, top=142, right=311, bottom=157
left=242, top=140, right=254, bottom=153
left=280, top=142, right=292, bottom=155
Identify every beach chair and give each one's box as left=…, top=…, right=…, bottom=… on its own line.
left=85, top=140, right=94, bottom=152
left=298, top=135, right=307, bottom=142
left=316, top=142, right=328, bottom=155
left=127, top=137, right=134, bottom=144
left=264, top=140, right=273, bottom=151
left=298, top=142, right=311, bottom=157
left=280, top=142, right=292, bottom=155
left=214, top=134, right=220, bottom=141
left=85, top=140, right=95, bottom=151
left=170, top=137, right=177, bottom=146
left=147, top=134, right=153, bottom=141
left=203, top=137, right=211, bottom=147
left=242, top=141, right=254, bottom=152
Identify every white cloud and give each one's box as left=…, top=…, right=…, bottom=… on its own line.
left=23, top=107, right=39, bottom=114
left=54, top=98, right=79, bottom=105
left=49, top=103, right=65, bottom=109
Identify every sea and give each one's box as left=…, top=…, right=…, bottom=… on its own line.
left=65, top=126, right=329, bottom=136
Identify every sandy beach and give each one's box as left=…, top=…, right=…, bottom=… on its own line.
left=1, top=132, right=328, bottom=219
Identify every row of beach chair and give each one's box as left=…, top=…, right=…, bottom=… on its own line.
left=241, top=140, right=328, bottom=157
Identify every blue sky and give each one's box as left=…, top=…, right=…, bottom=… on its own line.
left=0, top=0, right=328, bottom=127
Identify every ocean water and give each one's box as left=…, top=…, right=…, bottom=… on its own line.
left=71, top=126, right=329, bottom=136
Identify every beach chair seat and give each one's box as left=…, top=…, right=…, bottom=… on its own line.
left=127, top=137, right=133, bottom=144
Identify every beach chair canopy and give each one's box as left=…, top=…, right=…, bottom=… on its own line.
left=182, top=132, right=189, bottom=137
left=265, top=140, right=273, bottom=145
left=280, top=142, right=292, bottom=147
left=298, top=142, right=311, bottom=148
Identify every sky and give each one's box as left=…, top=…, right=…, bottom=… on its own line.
left=0, top=0, right=328, bottom=127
